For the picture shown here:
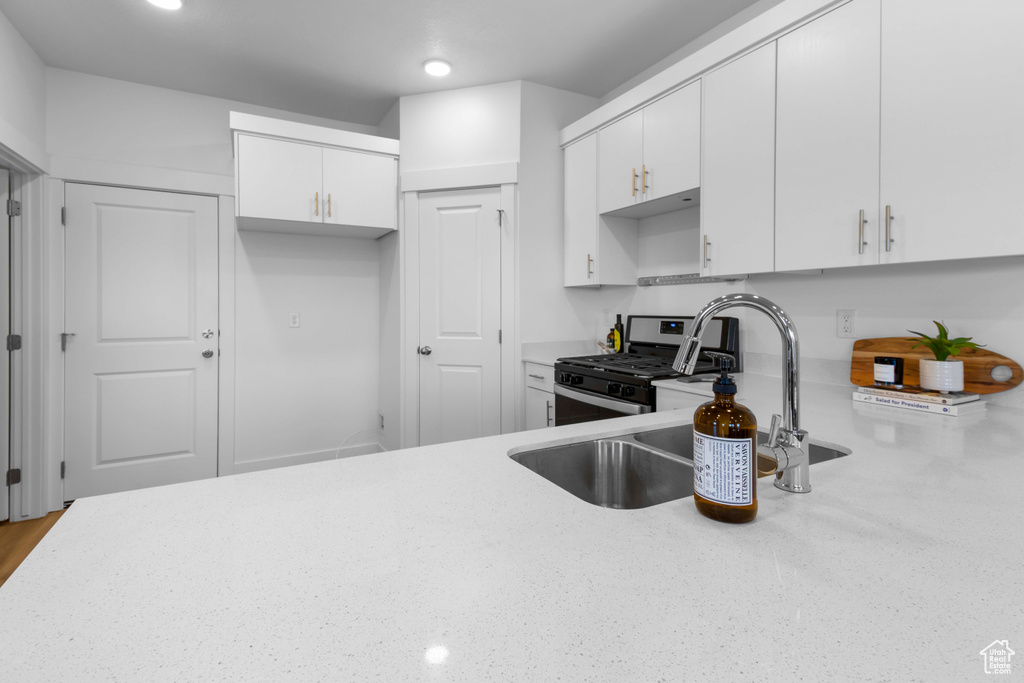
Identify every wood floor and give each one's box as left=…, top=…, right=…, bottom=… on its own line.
left=0, top=509, right=66, bottom=588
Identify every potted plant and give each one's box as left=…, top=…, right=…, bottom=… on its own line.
left=907, top=321, right=983, bottom=393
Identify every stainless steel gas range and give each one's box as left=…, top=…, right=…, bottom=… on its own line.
left=553, top=315, right=740, bottom=426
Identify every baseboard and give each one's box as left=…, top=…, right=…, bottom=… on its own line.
left=232, top=442, right=382, bottom=475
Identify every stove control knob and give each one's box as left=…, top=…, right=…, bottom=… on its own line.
left=608, top=383, right=622, bottom=395
left=570, top=374, right=584, bottom=385
left=622, top=386, right=636, bottom=397
left=558, top=372, right=573, bottom=384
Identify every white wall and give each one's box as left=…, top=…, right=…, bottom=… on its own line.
left=399, top=81, right=522, bottom=173
left=232, top=231, right=380, bottom=469
left=377, top=100, right=400, bottom=140
left=46, top=68, right=379, bottom=194
left=0, top=8, right=47, bottom=169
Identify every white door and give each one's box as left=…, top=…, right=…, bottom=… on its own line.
left=597, top=111, right=643, bottom=214
left=322, top=148, right=397, bottom=230
left=564, top=136, right=599, bottom=286
left=701, top=42, right=777, bottom=277
left=642, top=81, right=701, bottom=201
left=1, top=168, right=9, bottom=520
left=64, top=184, right=219, bottom=499
left=237, top=134, right=323, bottom=223
left=775, top=0, right=881, bottom=271
left=418, top=187, right=502, bottom=446
left=880, top=0, right=1024, bottom=264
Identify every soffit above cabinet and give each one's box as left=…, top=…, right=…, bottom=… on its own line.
left=230, top=112, right=399, bottom=158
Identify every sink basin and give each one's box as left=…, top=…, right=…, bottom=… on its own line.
left=633, top=425, right=852, bottom=471
left=510, top=424, right=851, bottom=510
left=509, top=438, right=693, bottom=509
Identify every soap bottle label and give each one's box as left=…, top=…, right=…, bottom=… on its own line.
left=693, top=433, right=753, bottom=506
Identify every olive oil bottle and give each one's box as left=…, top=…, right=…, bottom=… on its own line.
left=692, top=354, right=758, bottom=523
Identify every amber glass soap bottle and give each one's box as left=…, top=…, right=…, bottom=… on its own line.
left=692, top=354, right=758, bottom=523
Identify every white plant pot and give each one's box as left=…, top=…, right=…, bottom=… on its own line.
left=919, top=359, right=964, bottom=393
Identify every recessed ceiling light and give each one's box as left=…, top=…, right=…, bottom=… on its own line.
left=147, top=0, right=183, bottom=10
left=424, top=60, right=452, bottom=77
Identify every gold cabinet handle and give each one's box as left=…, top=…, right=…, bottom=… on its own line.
left=884, top=204, right=894, bottom=252
left=642, top=164, right=649, bottom=195
left=587, top=253, right=594, bottom=278
left=631, top=168, right=637, bottom=198
left=858, top=209, right=867, bottom=254
left=315, top=191, right=319, bottom=217
left=327, top=193, right=332, bottom=218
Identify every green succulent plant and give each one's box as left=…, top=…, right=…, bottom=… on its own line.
left=906, top=321, right=983, bottom=362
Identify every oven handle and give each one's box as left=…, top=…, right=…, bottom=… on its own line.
left=554, top=385, right=651, bottom=415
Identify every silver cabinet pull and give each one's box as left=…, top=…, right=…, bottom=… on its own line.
left=703, top=235, right=711, bottom=268
left=546, top=400, right=553, bottom=426
left=858, top=209, right=868, bottom=254
left=586, top=253, right=594, bottom=278
left=528, top=374, right=545, bottom=380
left=202, top=349, right=214, bottom=359
left=418, top=346, right=432, bottom=356
left=884, top=204, right=894, bottom=252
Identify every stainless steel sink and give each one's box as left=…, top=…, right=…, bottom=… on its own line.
left=509, top=438, right=693, bottom=509
left=510, top=424, right=851, bottom=510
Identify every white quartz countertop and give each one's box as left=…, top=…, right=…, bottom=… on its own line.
left=3, top=375, right=1022, bottom=682
left=521, top=339, right=602, bottom=366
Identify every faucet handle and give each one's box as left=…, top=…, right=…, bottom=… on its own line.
left=767, top=413, right=782, bottom=446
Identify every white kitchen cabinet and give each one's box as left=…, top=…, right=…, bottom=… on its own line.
left=232, top=113, right=399, bottom=239
left=322, top=147, right=397, bottom=231
left=879, top=0, right=1024, bottom=265
left=564, top=134, right=638, bottom=287
left=597, top=83, right=701, bottom=217
left=238, top=135, right=322, bottom=224
left=775, top=0, right=881, bottom=272
left=524, top=362, right=555, bottom=430
left=700, top=43, right=777, bottom=277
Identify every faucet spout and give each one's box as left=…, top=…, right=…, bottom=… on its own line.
left=673, top=293, right=810, bottom=493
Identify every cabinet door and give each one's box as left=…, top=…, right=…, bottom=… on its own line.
left=525, top=387, right=554, bottom=430
left=642, top=81, right=701, bottom=201
left=597, top=111, right=643, bottom=214
left=322, top=148, right=397, bottom=231
left=776, top=0, right=881, bottom=271
left=880, top=0, right=1024, bottom=264
left=701, top=43, right=777, bottom=277
left=564, top=136, right=599, bottom=286
left=237, top=134, right=323, bottom=223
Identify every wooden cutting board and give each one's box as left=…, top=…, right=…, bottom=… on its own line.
left=850, top=338, right=1023, bottom=394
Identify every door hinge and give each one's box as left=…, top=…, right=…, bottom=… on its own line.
left=61, top=461, right=65, bottom=479
left=6, top=199, right=21, bottom=217
left=6, top=334, right=21, bottom=352
left=61, top=206, right=66, bottom=225
left=497, top=209, right=505, bottom=227
left=6, top=469, right=21, bottom=486
left=498, top=329, right=502, bottom=344
left=60, top=332, right=75, bottom=352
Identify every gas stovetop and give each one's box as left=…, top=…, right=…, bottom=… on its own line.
left=556, top=353, right=704, bottom=379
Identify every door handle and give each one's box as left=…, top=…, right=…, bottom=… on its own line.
left=546, top=400, right=553, bottom=426
left=202, top=349, right=214, bottom=359
left=884, top=204, right=894, bottom=252
left=418, top=346, right=432, bottom=356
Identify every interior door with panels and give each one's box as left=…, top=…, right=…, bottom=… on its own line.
left=63, top=184, right=219, bottom=499
left=1, top=168, right=9, bottom=520
left=417, top=187, right=502, bottom=447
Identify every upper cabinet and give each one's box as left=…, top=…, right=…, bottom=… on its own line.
left=775, top=0, right=881, bottom=271
left=564, top=134, right=638, bottom=287
left=597, top=82, right=701, bottom=217
left=231, top=113, right=398, bottom=239
left=879, top=0, right=1024, bottom=265
left=700, top=43, right=776, bottom=278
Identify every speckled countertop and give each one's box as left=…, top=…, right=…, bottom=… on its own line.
left=2, top=375, right=1022, bottom=682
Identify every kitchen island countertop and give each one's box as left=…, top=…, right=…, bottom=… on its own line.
left=2, top=375, right=1021, bottom=682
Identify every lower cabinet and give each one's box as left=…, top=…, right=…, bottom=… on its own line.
left=525, top=387, right=555, bottom=430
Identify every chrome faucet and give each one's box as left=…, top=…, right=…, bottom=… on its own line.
left=673, top=293, right=811, bottom=493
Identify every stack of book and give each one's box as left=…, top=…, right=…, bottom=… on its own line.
left=851, top=385, right=987, bottom=416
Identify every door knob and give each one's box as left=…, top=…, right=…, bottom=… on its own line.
left=418, top=346, right=432, bottom=356
left=202, top=349, right=214, bottom=359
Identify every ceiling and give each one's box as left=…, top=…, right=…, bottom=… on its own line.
left=1, top=0, right=768, bottom=127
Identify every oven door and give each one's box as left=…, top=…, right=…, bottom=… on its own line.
left=553, top=385, right=651, bottom=426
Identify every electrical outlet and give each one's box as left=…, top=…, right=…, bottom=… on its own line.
left=289, top=312, right=300, bottom=328
left=836, top=310, right=857, bottom=338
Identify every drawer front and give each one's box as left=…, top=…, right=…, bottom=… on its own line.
left=524, top=362, right=555, bottom=392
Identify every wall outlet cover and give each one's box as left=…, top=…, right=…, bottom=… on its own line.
left=837, top=310, right=856, bottom=338
left=289, top=312, right=301, bottom=328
